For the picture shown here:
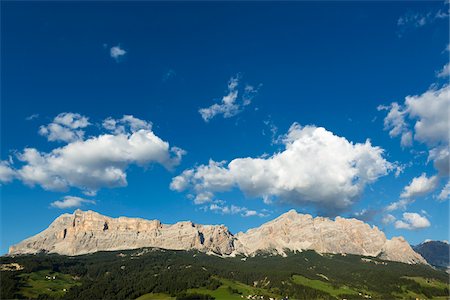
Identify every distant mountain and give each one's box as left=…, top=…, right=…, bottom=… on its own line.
left=413, top=240, right=449, bottom=268
left=9, top=209, right=426, bottom=264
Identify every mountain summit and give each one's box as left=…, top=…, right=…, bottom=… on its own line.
left=9, top=209, right=426, bottom=264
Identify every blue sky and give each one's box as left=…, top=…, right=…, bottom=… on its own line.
left=1, top=1, right=449, bottom=254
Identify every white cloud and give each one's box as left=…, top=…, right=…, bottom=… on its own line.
left=377, top=103, right=412, bottom=147
left=394, top=212, right=431, bottom=230
left=172, top=123, right=392, bottom=215
left=0, top=161, right=16, bottom=183
left=7, top=115, right=184, bottom=194
left=400, top=173, right=439, bottom=199
left=406, top=86, right=449, bottom=147
left=380, top=85, right=450, bottom=177
left=263, top=118, right=279, bottom=144
left=110, top=45, right=127, bottom=61
left=437, top=63, right=450, bottom=78
left=351, top=208, right=378, bottom=222
left=397, top=9, right=449, bottom=32
left=102, top=115, right=151, bottom=134
left=208, top=204, right=265, bottom=217
left=437, top=181, right=450, bottom=201
left=39, top=112, right=90, bottom=143
left=382, top=214, right=396, bottom=225
left=199, top=75, right=260, bottom=122
left=385, top=198, right=412, bottom=212
left=51, top=196, right=96, bottom=209
left=25, top=114, right=39, bottom=121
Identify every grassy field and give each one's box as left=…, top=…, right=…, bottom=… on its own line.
left=391, top=276, right=450, bottom=300
left=404, top=276, right=449, bottom=290
left=187, top=277, right=280, bottom=300
left=18, top=270, right=81, bottom=298
left=135, top=292, right=175, bottom=300
left=291, top=274, right=361, bottom=298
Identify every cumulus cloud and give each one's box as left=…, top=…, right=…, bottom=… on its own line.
left=102, top=115, right=151, bottom=134
left=4, top=114, right=184, bottom=195
left=394, top=212, right=431, bottom=230
left=39, top=112, right=90, bottom=143
left=406, top=86, right=449, bottom=148
left=51, top=196, right=96, bottom=209
left=0, top=161, right=16, bottom=183
left=380, top=85, right=449, bottom=179
left=400, top=173, right=439, bottom=199
left=172, top=123, right=393, bottom=215
left=110, top=45, right=127, bottom=61
left=199, top=75, right=261, bottom=122
left=380, top=84, right=449, bottom=212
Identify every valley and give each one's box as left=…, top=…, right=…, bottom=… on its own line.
left=1, top=248, right=448, bottom=300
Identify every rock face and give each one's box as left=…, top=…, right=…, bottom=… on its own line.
left=9, top=209, right=426, bottom=264
left=234, top=210, right=425, bottom=264
left=9, top=210, right=236, bottom=256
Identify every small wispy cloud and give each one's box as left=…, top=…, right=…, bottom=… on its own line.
left=381, top=214, right=396, bottom=225
left=199, top=74, right=261, bottom=122
left=51, top=196, right=96, bottom=209
left=207, top=203, right=267, bottom=217
left=163, top=69, right=176, bottom=82
left=437, top=63, right=450, bottom=78
left=110, top=45, right=127, bottom=62
left=397, top=9, right=449, bottom=36
left=25, top=114, right=39, bottom=121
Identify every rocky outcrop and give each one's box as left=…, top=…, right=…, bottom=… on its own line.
left=235, top=210, right=426, bottom=264
left=9, top=210, right=236, bottom=256
left=8, top=209, right=426, bottom=264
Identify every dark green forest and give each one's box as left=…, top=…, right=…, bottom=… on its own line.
left=1, top=248, right=448, bottom=300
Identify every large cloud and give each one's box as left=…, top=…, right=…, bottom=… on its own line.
left=171, top=123, right=393, bottom=214
left=5, top=114, right=184, bottom=194
left=380, top=84, right=449, bottom=202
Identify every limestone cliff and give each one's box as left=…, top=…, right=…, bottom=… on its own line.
left=9, top=209, right=426, bottom=264
left=9, top=210, right=236, bottom=256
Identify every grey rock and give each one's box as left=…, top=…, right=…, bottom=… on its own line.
left=9, top=209, right=426, bottom=264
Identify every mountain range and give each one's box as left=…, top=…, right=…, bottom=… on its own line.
left=9, top=209, right=426, bottom=265
left=413, top=240, right=449, bottom=269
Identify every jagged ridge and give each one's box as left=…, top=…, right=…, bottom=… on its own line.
left=9, top=209, right=426, bottom=264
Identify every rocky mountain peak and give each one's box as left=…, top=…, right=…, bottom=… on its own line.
left=9, top=210, right=426, bottom=265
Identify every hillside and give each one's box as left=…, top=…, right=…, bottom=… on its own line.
left=1, top=248, right=448, bottom=300
left=414, top=241, right=450, bottom=269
